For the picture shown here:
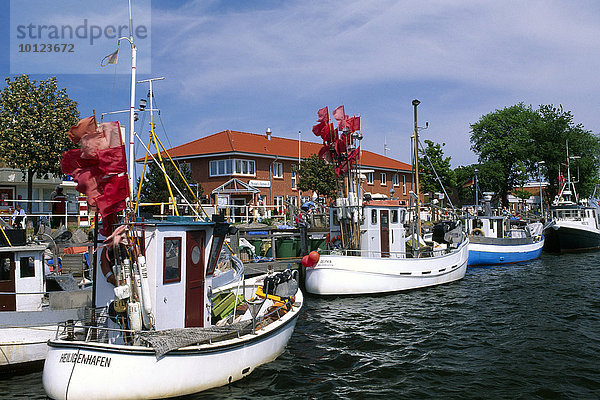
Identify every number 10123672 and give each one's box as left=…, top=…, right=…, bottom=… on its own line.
left=19, top=43, right=74, bottom=52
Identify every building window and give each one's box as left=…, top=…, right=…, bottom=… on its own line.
left=163, top=237, right=181, bottom=284
left=291, top=170, right=297, bottom=190
left=20, top=256, right=35, bottom=278
left=371, top=209, right=377, bottom=225
left=402, top=175, right=406, bottom=194
left=393, top=173, right=399, bottom=186
left=380, top=173, right=387, bottom=186
left=272, top=162, right=283, bottom=178
left=367, top=172, right=374, bottom=185
left=274, top=195, right=284, bottom=214
left=209, top=159, right=255, bottom=177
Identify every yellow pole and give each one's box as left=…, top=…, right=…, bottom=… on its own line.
left=149, top=115, right=179, bottom=216
left=0, top=225, right=12, bottom=247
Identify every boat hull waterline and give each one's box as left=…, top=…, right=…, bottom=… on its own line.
left=305, top=240, right=469, bottom=295
left=42, top=295, right=302, bottom=399
left=468, top=238, right=545, bottom=266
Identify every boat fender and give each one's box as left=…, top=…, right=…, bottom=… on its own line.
left=128, top=302, right=143, bottom=331
left=471, top=228, right=485, bottom=237
left=100, top=247, right=117, bottom=286
left=137, top=256, right=154, bottom=321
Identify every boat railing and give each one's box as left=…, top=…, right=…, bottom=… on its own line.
left=318, top=246, right=455, bottom=258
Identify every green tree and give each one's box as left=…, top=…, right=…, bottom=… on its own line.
left=293, top=154, right=337, bottom=199
left=454, top=165, right=477, bottom=206
left=530, top=105, right=600, bottom=200
left=470, top=103, right=540, bottom=207
left=418, top=139, right=455, bottom=200
left=0, top=75, right=79, bottom=213
left=138, top=161, right=201, bottom=215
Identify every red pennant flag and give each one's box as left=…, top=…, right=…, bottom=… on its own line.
left=333, top=105, right=345, bottom=122
left=317, top=106, right=329, bottom=123
left=67, top=116, right=97, bottom=144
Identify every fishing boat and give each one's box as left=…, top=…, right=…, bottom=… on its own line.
left=543, top=144, right=600, bottom=253
left=0, top=229, right=90, bottom=375
left=464, top=213, right=544, bottom=266
left=303, top=102, right=469, bottom=296
left=42, top=4, right=303, bottom=398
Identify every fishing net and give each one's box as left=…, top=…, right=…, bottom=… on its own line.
left=136, top=321, right=253, bottom=359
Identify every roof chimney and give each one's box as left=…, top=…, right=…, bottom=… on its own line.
left=266, top=127, right=272, bottom=140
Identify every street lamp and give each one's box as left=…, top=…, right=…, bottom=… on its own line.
left=537, top=161, right=545, bottom=217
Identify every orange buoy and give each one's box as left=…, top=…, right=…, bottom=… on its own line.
left=302, top=255, right=310, bottom=267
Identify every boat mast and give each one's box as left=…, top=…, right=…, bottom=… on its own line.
left=412, top=99, right=421, bottom=241
left=126, top=0, right=137, bottom=200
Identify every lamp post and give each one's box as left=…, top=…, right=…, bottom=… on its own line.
left=474, top=168, right=479, bottom=209
left=537, top=161, right=545, bottom=217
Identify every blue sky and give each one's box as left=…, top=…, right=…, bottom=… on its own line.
left=2, top=0, right=600, bottom=169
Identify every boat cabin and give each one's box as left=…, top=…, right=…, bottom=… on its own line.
left=0, top=244, right=48, bottom=312
left=94, top=217, right=230, bottom=331
left=464, top=216, right=509, bottom=238
left=329, top=199, right=406, bottom=257
left=549, top=204, right=599, bottom=230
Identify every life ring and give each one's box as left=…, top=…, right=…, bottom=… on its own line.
left=100, top=247, right=117, bottom=286
left=471, top=228, right=485, bottom=237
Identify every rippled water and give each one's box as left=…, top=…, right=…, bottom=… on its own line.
left=3, top=252, right=599, bottom=399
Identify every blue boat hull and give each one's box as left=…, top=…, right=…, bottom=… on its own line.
left=468, top=238, right=544, bottom=266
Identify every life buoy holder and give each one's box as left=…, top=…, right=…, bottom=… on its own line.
left=471, top=228, right=485, bottom=237
left=100, top=247, right=117, bottom=286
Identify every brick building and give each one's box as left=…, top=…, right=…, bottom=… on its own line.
left=152, top=129, right=415, bottom=213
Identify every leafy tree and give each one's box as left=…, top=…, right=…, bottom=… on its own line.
left=470, top=103, right=540, bottom=206
left=0, top=75, right=79, bottom=213
left=138, top=161, right=201, bottom=215
left=293, top=153, right=337, bottom=199
left=530, top=105, right=600, bottom=200
left=418, top=139, right=455, bottom=200
left=454, top=165, right=477, bottom=206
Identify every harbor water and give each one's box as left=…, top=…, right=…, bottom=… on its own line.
left=2, top=252, right=599, bottom=399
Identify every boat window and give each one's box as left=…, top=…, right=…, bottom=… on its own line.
left=372, top=209, right=377, bottom=224
left=391, top=209, right=398, bottom=224
left=20, top=256, right=35, bottom=278
left=0, top=255, right=11, bottom=281
left=163, top=237, right=182, bottom=284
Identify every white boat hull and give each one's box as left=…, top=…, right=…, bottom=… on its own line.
left=305, top=240, right=469, bottom=295
left=0, top=308, right=87, bottom=374
left=43, top=291, right=302, bottom=400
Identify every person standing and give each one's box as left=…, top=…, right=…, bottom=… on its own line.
left=51, top=186, right=67, bottom=229
left=11, top=203, right=26, bottom=228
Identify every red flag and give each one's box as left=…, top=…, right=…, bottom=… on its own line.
left=318, top=144, right=332, bottom=163
left=317, top=106, right=329, bottom=123
left=95, top=175, right=129, bottom=217
left=67, top=116, right=97, bottom=143
left=347, top=116, right=360, bottom=132
left=312, top=121, right=326, bottom=137
left=333, top=105, right=345, bottom=123
left=97, top=145, right=127, bottom=174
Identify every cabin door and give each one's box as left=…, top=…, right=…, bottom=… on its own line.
left=0, top=252, right=16, bottom=311
left=380, top=210, right=390, bottom=257
left=185, top=231, right=205, bottom=327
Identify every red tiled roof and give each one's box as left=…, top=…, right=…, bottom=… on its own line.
left=144, top=130, right=411, bottom=171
